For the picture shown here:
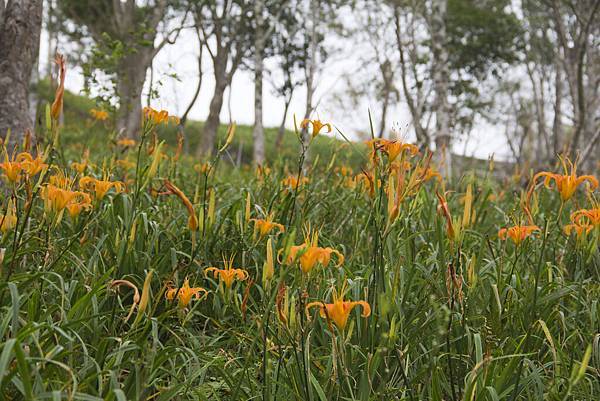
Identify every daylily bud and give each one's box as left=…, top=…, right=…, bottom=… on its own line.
left=262, top=238, right=274, bottom=286
left=219, top=123, right=236, bottom=152
left=245, top=192, right=251, bottom=222
left=133, top=270, right=154, bottom=325
left=207, top=189, right=216, bottom=229
left=146, top=141, right=165, bottom=185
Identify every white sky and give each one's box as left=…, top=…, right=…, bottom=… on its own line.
left=39, top=16, right=513, bottom=161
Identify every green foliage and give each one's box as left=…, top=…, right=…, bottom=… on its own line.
left=447, top=0, right=523, bottom=78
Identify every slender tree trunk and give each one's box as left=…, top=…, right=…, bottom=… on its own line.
left=394, top=5, right=429, bottom=147
left=115, top=52, right=149, bottom=138
left=378, top=60, right=393, bottom=138
left=198, top=73, right=228, bottom=157
left=276, top=95, right=292, bottom=150
left=552, top=62, right=563, bottom=157
left=0, top=0, right=43, bottom=150
left=29, top=37, right=40, bottom=128
left=551, top=0, right=600, bottom=157
left=430, top=0, right=452, bottom=178
left=252, top=0, right=265, bottom=165
left=379, top=90, right=389, bottom=139
left=301, top=0, right=318, bottom=149
left=178, top=43, right=203, bottom=155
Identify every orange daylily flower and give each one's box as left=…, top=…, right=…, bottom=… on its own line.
left=301, top=119, right=332, bottom=138
left=165, top=277, right=208, bottom=308
left=66, top=200, right=92, bottom=218
left=117, top=138, right=136, bottom=147
left=417, top=166, right=441, bottom=182
left=90, top=108, right=109, bottom=121
left=17, top=152, right=48, bottom=176
left=281, top=175, right=309, bottom=189
left=563, top=222, right=594, bottom=238
left=571, top=207, right=600, bottom=227
left=250, top=214, right=285, bottom=239
left=143, top=107, right=180, bottom=126
left=564, top=206, right=600, bottom=238
left=204, top=256, right=249, bottom=288
left=306, top=287, right=370, bottom=331
left=367, top=138, right=419, bottom=163
left=282, top=230, right=344, bottom=274
left=165, top=278, right=208, bottom=308
left=41, top=184, right=90, bottom=215
left=65, top=190, right=93, bottom=218
left=286, top=244, right=344, bottom=273
left=532, top=157, right=598, bottom=201
left=161, top=180, right=198, bottom=231
left=498, top=225, right=540, bottom=246
left=0, top=153, right=23, bottom=183
left=79, top=176, right=124, bottom=200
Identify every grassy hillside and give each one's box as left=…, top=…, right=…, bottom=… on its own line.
left=35, top=80, right=365, bottom=168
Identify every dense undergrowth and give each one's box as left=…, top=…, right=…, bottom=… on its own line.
left=0, top=83, right=598, bottom=400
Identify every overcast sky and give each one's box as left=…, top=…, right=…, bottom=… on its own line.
left=39, top=17, right=513, bottom=161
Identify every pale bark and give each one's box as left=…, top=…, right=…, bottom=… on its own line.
left=178, top=40, right=203, bottom=154
left=580, top=128, right=600, bottom=164
left=430, top=0, right=452, bottom=178
left=275, top=96, right=292, bottom=150
left=114, top=0, right=169, bottom=138
left=115, top=51, right=151, bottom=138
left=550, top=0, right=600, bottom=157
left=197, top=45, right=240, bottom=157
left=300, top=0, right=319, bottom=148
left=252, top=0, right=265, bottom=165
left=394, top=5, right=429, bottom=147
left=0, top=0, right=43, bottom=150
left=195, top=2, right=245, bottom=157
left=552, top=59, right=563, bottom=156
left=378, top=60, right=394, bottom=138
left=199, top=73, right=228, bottom=157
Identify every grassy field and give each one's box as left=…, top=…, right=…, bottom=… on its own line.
left=0, top=87, right=598, bottom=400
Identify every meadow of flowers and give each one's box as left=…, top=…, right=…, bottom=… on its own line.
left=0, top=63, right=599, bottom=401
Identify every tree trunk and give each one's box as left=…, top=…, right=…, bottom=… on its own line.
left=198, top=75, right=228, bottom=157
left=394, top=5, right=429, bottom=148
left=28, top=37, right=40, bottom=128
left=275, top=95, right=291, bottom=151
left=0, top=0, right=43, bottom=150
left=430, top=0, right=452, bottom=179
left=301, top=0, right=318, bottom=148
left=379, top=90, right=389, bottom=139
left=178, top=44, right=203, bottom=156
left=252, top=0, right=265, bottom=165
left=552, top=61, right=563, bottom=157
left=378, top=60, right=393, bottom=138
left=115, top=52, right=149, bottom=138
